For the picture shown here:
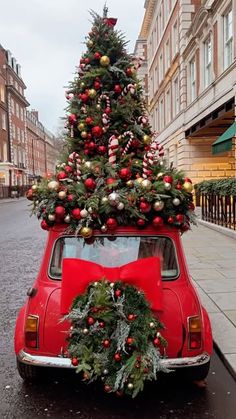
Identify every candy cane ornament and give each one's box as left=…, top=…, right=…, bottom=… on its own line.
left=108, top=135, right=119, bottom=166
left=98, top=94, right=111, bottom=110
left=68, top=152, right=82, bottom=181
left=121, top=131, right=134, bottom=156
left=142, top=140, right=164, bottom=178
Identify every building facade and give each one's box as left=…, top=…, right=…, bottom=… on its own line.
left=138, top=0, right=236, bottom=183
left=26, top=110, right=58, bottom=183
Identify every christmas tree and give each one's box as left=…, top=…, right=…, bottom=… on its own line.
left=27, top=7, right=195, bottom=236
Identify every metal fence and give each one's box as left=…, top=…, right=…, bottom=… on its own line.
left=200, top=193, right=236, bottom=230
left=0, top=185, right=29, bottom=199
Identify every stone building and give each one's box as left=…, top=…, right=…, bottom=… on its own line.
left=137, top=0, right=236, bottom=183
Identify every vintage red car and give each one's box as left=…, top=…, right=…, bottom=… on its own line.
left=14, top=224, right=213, bottom=382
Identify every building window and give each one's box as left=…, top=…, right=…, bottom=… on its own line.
left=155, top=106, right=159, bottom=131
left=223, top=8, right=233, bottom=69
left=190, top=58, right=196, bottom=102
left=11, top=98, right=15, bottom=114
left=3, top=142, right=7, bottom=161
left=0, top=86, right=5, bottom=103
left=12, top=124, right=15, bottom=139
left=17, top=127, right=20, bottom=141
left=204, top=36, right=212, bottom=88
left=16, top=103, right=19, bottom=118
left=165, top=39, right=170, bottom=71
left=159, top=53, right=163, bottom=82
left=165, top=89, right=171, bottom=124
left=159, top=97, right=164, bottom=131
left=1, top=113, right=7, bottom=130
left=172, top=20, right=178, bottom=57
left=173, top=76, right=180, bottom=116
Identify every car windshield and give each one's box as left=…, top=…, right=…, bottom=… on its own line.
left=49, top=235, right=179, bottom=281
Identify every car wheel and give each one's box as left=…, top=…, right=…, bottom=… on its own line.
left=177, top=360, right=210, bottom=382
left=17, top=359, right=43, bottom=381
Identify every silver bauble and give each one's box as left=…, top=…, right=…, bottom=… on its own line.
left=80, top=209, right=88, bottom=218
left=173, top=198, right=181, bottom=206
left=164, top=182, right=172, bottom=191
left=84, top=161, right=92, bottom=169
left=127, top=383, right=134, bottom=390
left=48, top=180, right=60, bottom=191
left=108, top=192, right=120, bottom=206
left=88, top=207, right=93, bottom=213
left=101, top=225, right=108, bottom=233
left=83, top=328, right=89, bottom=335
left=141, top=179, right=152, bottom=190
left=64, top=214, right=71, bottom=223
left=103, top=369, right=109, bottom=375
left=117, top=202, right=124, bottom=210
left=48, top=214, right=55, bottom=222
left=101, top=196, right=109, bottom=204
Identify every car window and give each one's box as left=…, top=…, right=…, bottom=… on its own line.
left=49, top=236, right=179, bottom=280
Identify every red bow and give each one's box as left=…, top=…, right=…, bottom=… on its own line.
left=103, top=17, right=117, bottom=27
left=60, top=257, right=162, bottom=314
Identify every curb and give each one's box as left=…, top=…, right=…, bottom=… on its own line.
left=213, top=341, right=236, bottom=381
left=197, top=219, right=236, bottom=240
left=0, top=197, right=26, bottom=205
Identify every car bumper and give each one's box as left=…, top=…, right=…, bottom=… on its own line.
left=17, top=349, right=210, bottom=369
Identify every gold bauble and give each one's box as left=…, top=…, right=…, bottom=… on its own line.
left=31, top=184, right=38, bottom=191
left=153, top=200, right=164, bottom=211
left=135, top=177, right=143, bottom=185
left=100, top=55, right=110, bottom=67
left=143, top=134, right=151, bottom=145
left=48, top=180, right=60, bottom=191
left=141, top=179, right=152, bottom=190
left=88, top=89, right=97, bottom=98
left=101, top=196, right=108, bottom=204
left=80, top=82, right=85, bottom=88
left=87, top=39, right=93, bottom=47
left=48, top=214, right=55, bottom=222
left=80, top=226, right=93, bottom=238
left=81, top=131, right=88, bottom=138
left=84, top=161, right=93, bottom=169
left=96, top=104, right=101, bottom=110
left=78, top=122, right=85, bottom=131
left=126, top=180, right=134, bottom=188
left=58, top=191, right=66, bottom=200
left=183, top=181, right=193, bottom=193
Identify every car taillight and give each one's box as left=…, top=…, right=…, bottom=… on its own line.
left=188, top=316, right=202, bottom=350
left=25, top=315, right=39, bottom=348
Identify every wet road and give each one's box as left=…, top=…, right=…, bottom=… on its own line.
left=0, top=199, right=236, bottom=419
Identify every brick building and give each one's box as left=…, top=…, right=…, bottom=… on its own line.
left=26, top=110, right=58, bottom=183
left=137, top=0, right=236, bottom=183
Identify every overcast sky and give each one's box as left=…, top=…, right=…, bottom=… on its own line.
left=0, top=0, right=145, bottom=134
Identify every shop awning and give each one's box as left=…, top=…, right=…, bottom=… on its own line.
left=212, top=122, right=236, bottom=155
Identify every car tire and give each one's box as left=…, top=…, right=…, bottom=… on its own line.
left=17, top=359, right=43, bottom=381
left=177, top=360, right=210, bottom=382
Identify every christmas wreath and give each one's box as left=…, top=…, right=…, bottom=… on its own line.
left=66, top=279, right=168, bottom=398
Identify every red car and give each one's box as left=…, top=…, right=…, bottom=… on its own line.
left=15, top=224, right=212, bottom=382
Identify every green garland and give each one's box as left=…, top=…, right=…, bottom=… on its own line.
left=65, top=279, right=168, bottom=398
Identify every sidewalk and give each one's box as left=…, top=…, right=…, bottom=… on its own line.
left=0, top=197, right=26, bottom=204
left=182, top=223, right=236, bottom=378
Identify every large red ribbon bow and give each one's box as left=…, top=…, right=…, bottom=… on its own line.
left=60, top=257, right=162, bottom=314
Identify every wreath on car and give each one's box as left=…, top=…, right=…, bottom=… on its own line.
left=66, top=279, right=168, bottom=398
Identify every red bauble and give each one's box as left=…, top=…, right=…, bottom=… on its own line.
left=80, top=58, right=84, bottom=64
left=26, top=189, right=33, bottom=201
left=153, top=216, right=164, bottom=228
left=114, top=353, right=121, bottom=362
left=181, top=223, right=190, bottom=232
left=163, top=175, right=173, bottom=184
left=126, top=337, right=134, bottom=345
left=104, top=107, right=111, bottom=115
left=104, top=385, right=112, bottom=393
left=87, top=141, right=96, bottom=150
left=57, top=171, right=67, bottom=181
left=80, top=93, right=89, bottom=102
left=71, top=208, right=81, bottom=220
left=176, top=182, right=183, bottom=190
left=103, top=339, right=110, bottom=348
left=115, top=289, right=122, bottom=298
left=55, top=206, right=66, bottom=218
left=106, top=178, right=116, bottom=185
left=71, top=357, right=79, bottom=366
left=137, top=218, right=146, bottom=227
left=94, top=52, right=101, bottom=60
left=64, top=165, right=73, bottom=173
left=99, top=321, right=105, bottom=328
left=84, top=178, right=96, bottom=190
left=85, top=116, right=94, bottom=125
left=119, top=168, right=132, bottom=181
left=184, top=177, right=192, bottom=183
left=41, top=219, right=50, bottom=230
left=97, top=145, right=107, bottom=154
left=87, top=316, right=95, bottom=325
left=140, top=201, right=151, bottom=213
left=94, top=81, right=101, bottom=90
left=188, top=202, right=195, bottom=211
left=84, top=57, right=90, bottom=64
left=176, top=214, right=185, bottom=224
left=127, top=314, right=136, bottom=321
left=106, top=218, right=118, bottom=230
left=168, top=216, right=174, bottom=224
left=114, top=84, right=122, bottom=94
left=92, top=125, right=103, bottom=138
left=68, top=114, right=77, bottom=125
left=67, top=194, right=75, bottom=202
left=126, top=67, right=134, bottom=76
left=153, top=337, right=160, bottom=347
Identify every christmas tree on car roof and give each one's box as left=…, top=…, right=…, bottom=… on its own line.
left=27, top=7, right=195, bottom=237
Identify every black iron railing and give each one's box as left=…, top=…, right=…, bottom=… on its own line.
left=199, top=193, right=236, bottom=230
left=0, top=185, right=30, bottom=199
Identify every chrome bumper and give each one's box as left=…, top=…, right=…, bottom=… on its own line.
left=18, top=350, right=210, bottom=369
